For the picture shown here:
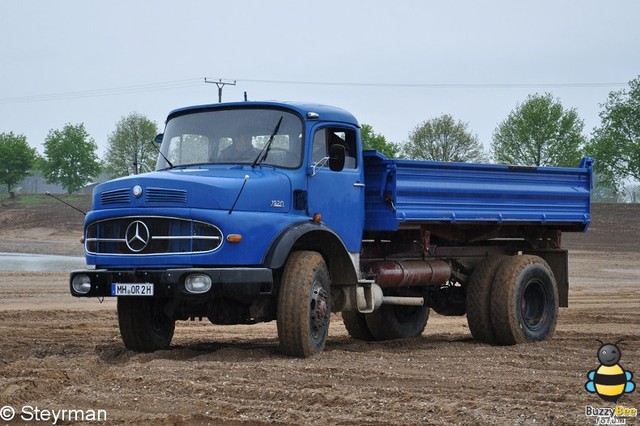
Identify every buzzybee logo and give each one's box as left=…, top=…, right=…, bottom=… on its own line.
left=585, top=340, right=635, bottom=402
left=584, top=340, right=637, bottom=425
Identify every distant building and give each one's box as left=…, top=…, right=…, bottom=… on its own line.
left=15, top=171, right=66, bottom=194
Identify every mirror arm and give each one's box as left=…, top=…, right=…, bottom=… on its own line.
left=309, top=157, right=330, bottom=176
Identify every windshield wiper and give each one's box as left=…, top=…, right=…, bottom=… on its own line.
left=251, top=116, right=283, bottom=168
left=150, top=140, right=174, bottom=169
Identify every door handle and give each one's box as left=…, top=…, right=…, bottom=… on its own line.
left=353, top=182, right=365, bottom=188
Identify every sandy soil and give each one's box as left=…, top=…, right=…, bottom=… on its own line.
left=1, top=200, right=639, bottom=425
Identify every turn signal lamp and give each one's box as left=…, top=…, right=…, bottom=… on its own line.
left=227, top=234, right=243, bottom=243
left=313, top=213, right=322, bottom=223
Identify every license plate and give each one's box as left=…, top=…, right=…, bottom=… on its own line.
left=111, top=283, right=154, bottom=296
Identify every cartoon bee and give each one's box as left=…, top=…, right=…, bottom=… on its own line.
left=585, top=340, right=636, bottom=402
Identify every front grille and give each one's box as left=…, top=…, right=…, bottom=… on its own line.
left=86, top=216, right=223, bottom=255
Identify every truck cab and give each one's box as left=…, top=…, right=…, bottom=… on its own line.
left=71, top=101, right=592, bottom=357
left=71, top=102, right=368, bottom=356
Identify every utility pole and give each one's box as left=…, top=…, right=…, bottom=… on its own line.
left=204, top=78, right=237, bottom=103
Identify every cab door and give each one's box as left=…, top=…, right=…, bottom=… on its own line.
left=306, top=125, right=365, bottom=253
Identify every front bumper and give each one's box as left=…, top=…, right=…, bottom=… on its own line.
left=69, top=268, right=273, bottom=300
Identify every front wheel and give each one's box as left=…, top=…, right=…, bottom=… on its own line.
left=117, top=297, right=175, bottom=352
left=490, top=255, right=558, bottom=345
left=277, top=251, right=331, bottom=357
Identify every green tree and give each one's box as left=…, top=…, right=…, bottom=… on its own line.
left=492, top=93, right=585, bottom=167
left=360, top=124, right=400, bottom=158
left=403, top=114, right=486, bottom=162
left=0, top=132, right=37, bottom=195
left=105, top=112, right=159, bottom=177
left=43, top=123, right=101, bottom=193
left=586, top=76, right=640, bottom=192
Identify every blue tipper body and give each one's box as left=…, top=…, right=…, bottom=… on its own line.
left=363, top=151, right=592, bottom=232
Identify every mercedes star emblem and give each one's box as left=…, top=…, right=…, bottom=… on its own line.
left=125, top=220, right=150, bottom=252
left=132, top=185, right=143, bottom=198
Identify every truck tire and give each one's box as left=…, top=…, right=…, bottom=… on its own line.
left=490, top=255, right=558, bottom=345
left=466, top=255, right=507, bottom=344
left=277, top=251, right=331, bottom=357
left=117, top=297, right=175, bottom=352
left=342, top=312, right=375, bottom=341
left=364, top=302, right=430, bottom=341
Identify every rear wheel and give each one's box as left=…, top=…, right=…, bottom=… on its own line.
left=466, top=255, right=507, bottom=344
left=117, top=297, right=175, bottom=352
left=342, top=311, right=375, bottom=341
left=490, top=255, right=558, bottom=345
left=364, top=293, right=430, bottom=341
left=277, top=251, right=331, bottom=357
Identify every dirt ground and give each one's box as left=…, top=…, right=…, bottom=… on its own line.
left=1, top=199, right=639, bottom=425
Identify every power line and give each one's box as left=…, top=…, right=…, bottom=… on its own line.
left=0, top=77, right=628, bottom=105
left=0, top=78, right=202, bottom=104
left=234, top=78, right=629, bottom=89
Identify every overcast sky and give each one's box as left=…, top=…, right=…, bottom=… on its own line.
left=2, top=1, right=639, bottom=159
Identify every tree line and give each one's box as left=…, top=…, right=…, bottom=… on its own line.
left=1, top=75, right=639, bottom=201
left=363, top=76, right=640, bottom=202
left=0, top=113, right=158, bottom=195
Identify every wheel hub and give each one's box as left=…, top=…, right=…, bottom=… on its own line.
left=521, top=280, right=546, bottom=330
left=310, top=282, right=329, bottom=337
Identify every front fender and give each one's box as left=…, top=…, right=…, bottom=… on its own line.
left=263, top=221, right=358, bottom=285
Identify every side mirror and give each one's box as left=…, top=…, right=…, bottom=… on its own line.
left=154, top=134, right=164, bottom=144
left=329, top=144, right=345, bottom=172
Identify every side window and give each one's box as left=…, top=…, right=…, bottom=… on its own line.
left=312, top=129, right=327, bottom=164
left=312, top=127, right=357, bottom=169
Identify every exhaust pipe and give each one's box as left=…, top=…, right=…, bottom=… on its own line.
left=334, top=281, right=426, bottom=314
left=333, top=259, right=450, bottom=314
left=367, top=259, right=451, bottom=288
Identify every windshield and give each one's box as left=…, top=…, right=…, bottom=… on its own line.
left=156, top=108, right=303, bottom=170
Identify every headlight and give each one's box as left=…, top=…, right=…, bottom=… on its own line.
left=72, top=274, right=92, bottom=294
left=184, top=273, right=212, bottom=294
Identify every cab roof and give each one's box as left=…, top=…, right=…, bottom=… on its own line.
left=166, top=101, right=360, bottom=127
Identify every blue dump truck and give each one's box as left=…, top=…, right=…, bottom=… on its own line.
left=70, top=101, right=593, bottom=357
